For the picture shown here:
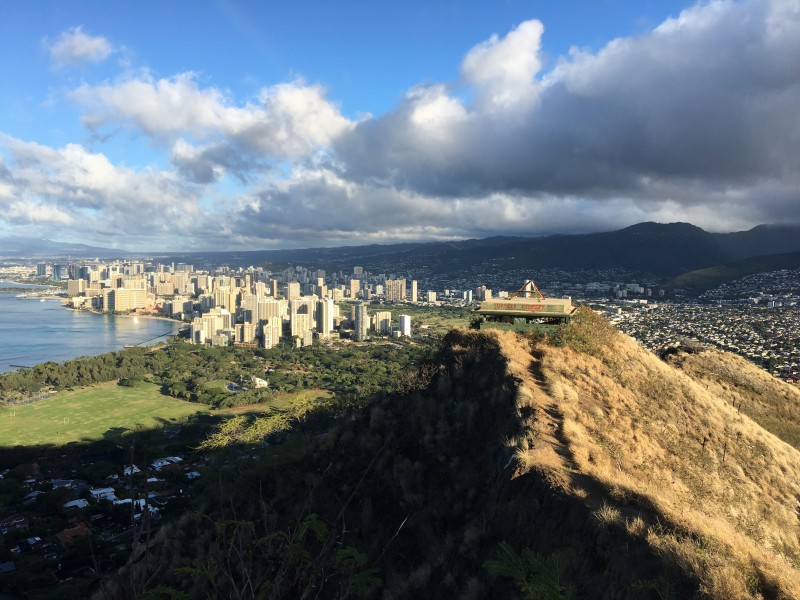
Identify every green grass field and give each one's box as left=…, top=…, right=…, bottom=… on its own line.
left=0, top=382, right=336, bottom=447
left=0, top=381, right=208, bottom=447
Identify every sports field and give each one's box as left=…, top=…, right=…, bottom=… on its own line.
left=0, top=381, right=208, bottom=446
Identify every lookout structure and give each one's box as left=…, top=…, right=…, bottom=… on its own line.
left=473, top=279, right=577, bottom=333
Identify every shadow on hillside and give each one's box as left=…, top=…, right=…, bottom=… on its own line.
left=0, top=410, right=234, bottom=470
left=1, top=331, right=719, bottom=599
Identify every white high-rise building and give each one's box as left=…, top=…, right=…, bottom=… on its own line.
left=399, top=314, right=411, bottom=337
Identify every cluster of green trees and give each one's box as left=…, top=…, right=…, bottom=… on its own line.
left=0, top=346, right=163, bottom=399
left=1, top=338, right=429, bottom=412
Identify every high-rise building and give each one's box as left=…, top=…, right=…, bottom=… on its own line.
left=285, top=281, right=301, bottom=300
left=191, top=307, right=232, bottom=343
left=353, top=266, right=363, bottom=276
left=317, top=298, right=334, bottom=338
left=261, top=318, right=282, bottom=349
left=235, top=323, right=257, bottom=344
left=169, top=296, right=193, bottom=318
left=354, top=302, right=369, bottom=341
left=257, top=298, right=287, bottom=323
left=106, top=288, right=147, bottom=312
left=410, top=280, right=418, bottom=303
left=426, top=291, right=437, bottom=303
left=213, top=286, right=240, bottom=311
left=349, top=279, right=360, bottom=299
left=66, top=279, right=87, bottom=296
left=239, top=293, right=258, bottom=323
left=386, top=279, right=406, bottom=303
left=475, top=286, right=492, bottom=301
left=399, top=314, right=412, bottom=337
left=290, top=297, right=317, bottom=338
left=374, top=311, right=392, bottom=334
left=52, top=264, right=68, bottom=281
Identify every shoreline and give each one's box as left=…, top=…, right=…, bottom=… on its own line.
left=0, top=296, right=186, bottom=374
left=65, top=305, right=188, bottom=326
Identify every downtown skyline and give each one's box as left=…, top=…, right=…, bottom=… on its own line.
left=1, top=0, right=798, bottom=252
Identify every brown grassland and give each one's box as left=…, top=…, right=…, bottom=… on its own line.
left=497, top=309, right=800, bottom=598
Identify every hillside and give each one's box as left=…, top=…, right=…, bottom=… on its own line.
left=662, top=252, right=800, bottom=293
left=96, top=314, right=800, bottom=599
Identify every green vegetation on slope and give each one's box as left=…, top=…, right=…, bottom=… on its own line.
left=662, top=251, right=800, bottom=293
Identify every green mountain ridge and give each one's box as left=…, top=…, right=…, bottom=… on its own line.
left=154, top=222, right=800, bottom=277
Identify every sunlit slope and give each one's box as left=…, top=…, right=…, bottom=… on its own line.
left=502, top=313, right=800, bottom=598
left=666, top=346, right=800, bottom=451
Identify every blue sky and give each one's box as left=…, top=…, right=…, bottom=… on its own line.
left=0, top=0, right=798, bottom=251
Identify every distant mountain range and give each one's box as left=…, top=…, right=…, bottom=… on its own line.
left=6, top=222, right=800, bottom=277
left=0, top=236, right=130, bottom=258
left=158, top=222, right=800, bottom=278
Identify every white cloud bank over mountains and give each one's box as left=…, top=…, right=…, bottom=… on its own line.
left=2, top=0, right=799, bottom=250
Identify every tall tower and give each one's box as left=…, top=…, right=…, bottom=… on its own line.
left=317, top=297, right=334, bottom=338
left=399, top=314, right=411, bottom=337
left=386, top=279, right=406, bottom=303
left=354, top=302, right=369, bottom=341
left=349, top=279, right=360, bottom=299
left=285, top=281, right=301, bottom=300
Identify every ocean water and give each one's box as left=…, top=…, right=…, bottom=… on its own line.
left=0, top=287, right=183, bottom=373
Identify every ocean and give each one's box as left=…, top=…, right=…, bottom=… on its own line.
left=0, top=284, right=183, bottom=373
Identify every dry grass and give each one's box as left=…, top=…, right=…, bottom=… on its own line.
left=666, top=348, right=800, bottom=451
left=482, top=318, right=800, bottom=599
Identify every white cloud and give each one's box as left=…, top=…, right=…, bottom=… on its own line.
left=461, top=19, right=544, bottom=110
left=71, top=72, right=234, bottom=137
left=0, top=134, right=206, bottom=242
left=70, top=73, right=353, bottom=164
left=45, top=26, right=114, bottom=69
left=5, top=200, right=75, bottom=226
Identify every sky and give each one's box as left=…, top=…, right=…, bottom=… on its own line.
left=0, top=0, right=798, bottom=252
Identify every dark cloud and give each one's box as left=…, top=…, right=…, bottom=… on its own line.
left=333, top=0, right=800, bottom=224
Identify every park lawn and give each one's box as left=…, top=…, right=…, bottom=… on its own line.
left=205, top=378, right=232, bottom=391
left=386, top=304, right=472, bottom=332
left=0, top=380, right=208, bottom=447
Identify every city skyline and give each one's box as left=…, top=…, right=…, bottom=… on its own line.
left=1, top=0, right=798, bottom=252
